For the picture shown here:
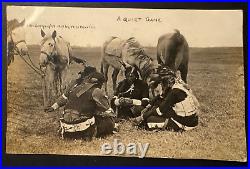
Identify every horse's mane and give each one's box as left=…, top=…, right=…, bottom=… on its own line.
left=7, top=19, right=22, bottom=37
left=126, top=37, right=149, bottom=59
left=125, top=37, right=154, bottom=80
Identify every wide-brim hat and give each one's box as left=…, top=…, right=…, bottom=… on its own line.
left=87, top=72, right=105, bottom=85
left=78, top=66, right=97, bottom=78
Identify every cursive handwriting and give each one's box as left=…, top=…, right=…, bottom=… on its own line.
left=27, top=23, right=96, bottom=30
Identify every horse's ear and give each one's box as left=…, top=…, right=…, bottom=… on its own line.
left=20, top=19, right=25, bottom=26
left=41, top=29, right=46, bottom=38
left=52, top=30, right=57, bottom=40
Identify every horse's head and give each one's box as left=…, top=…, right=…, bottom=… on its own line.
left=39, top=29, right=57, bottom=67
left=8, top=19, right=28, bottom=56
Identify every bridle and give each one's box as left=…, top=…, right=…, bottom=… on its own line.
left=40, top=39, right=57, bottom=65
left=9, top=32, right=27, bottom=55
left=8, top=31, right=45, bottom=77
left=40, top=50, right=55, bottom=62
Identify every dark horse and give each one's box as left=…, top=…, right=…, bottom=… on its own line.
left=157, top=30, right=189, bottom=82
left=7, top=19, right=28, bottom=67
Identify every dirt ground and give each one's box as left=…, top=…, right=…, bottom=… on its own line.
left=5, top=46, right=246, bottom=162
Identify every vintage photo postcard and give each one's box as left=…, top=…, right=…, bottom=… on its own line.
left=4, top=3, right=247, bottom=165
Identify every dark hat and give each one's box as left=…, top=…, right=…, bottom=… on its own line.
left=78, top=66, right=97, bottom=79
left=149, top=66, right=176, bottom=87
left=87, top=72, right=105, bottom=85
left=159, top=67, right=176, bottom=86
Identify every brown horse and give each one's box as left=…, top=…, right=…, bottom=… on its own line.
left=101, top=37, right=158, bottom=94
left=7, top=19, right=28, bottom=67
left=157, top=30, right=189, bottom=82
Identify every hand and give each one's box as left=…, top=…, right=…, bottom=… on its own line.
left=44, top=106, right=54, bottom=112
left=141, top=99, right=149, bottom=107
left=131, top=116, right=144, bottom=126
left=119, top=97, right=133, bottom=106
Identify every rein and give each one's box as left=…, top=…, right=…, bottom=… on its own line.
left=40, top=39, right=59, bottom=70
left=10, top=33, right=27, bottom=51
left=16, top=47, right=45, bottom=77
left=40, top=51, right=55, bottom=62
left=9, top=34, right=45, bottom=77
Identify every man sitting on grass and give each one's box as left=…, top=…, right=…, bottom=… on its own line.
left=111, top=66, right=150, bottom=119
left=132, top=66, right=200, bottom=132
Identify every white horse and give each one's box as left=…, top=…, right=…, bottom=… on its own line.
left=7, top=19, right=28, bottom=67
left=39, top=29, right=73, bottom=107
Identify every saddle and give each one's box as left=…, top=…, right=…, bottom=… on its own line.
left=105, top=37, right=144, bottom=58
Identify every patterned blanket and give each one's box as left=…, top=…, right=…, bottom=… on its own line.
left=105, top=37, right=144, bottom=58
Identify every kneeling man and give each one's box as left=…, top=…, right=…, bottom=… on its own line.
left=45, top=66, right=116, bottom=139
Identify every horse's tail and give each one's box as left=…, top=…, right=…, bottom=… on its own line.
left=174, top=29, right=180, bottom=35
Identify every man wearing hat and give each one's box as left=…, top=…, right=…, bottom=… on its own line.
left=111, top=66, right=150, bottom=119
left=132, top=66, right=200, bottom=131
left=45, top=66, right=116, bottom=139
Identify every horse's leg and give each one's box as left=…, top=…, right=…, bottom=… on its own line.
left=54, top=71, right=60, bottom=98
left=60, top=66, right=68, bottom=94
left=179, top=64, right=188, bottom=83
left=112, top=68, right=120, bottom=92
left=42, top=75, right=49, bottom=108
left=102, top=61, right=110, bottom=94
left=47, top=65, right=56, bottom=105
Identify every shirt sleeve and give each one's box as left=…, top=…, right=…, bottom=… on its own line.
left=158, top=88, right=187, bottom=114
left=92, top=88, right=110, bottom=112
left=55, top=80, right=77, bottom=107
left=64, top=80, right=77, bottom=97
left=143, top=89, right=187, bottom=119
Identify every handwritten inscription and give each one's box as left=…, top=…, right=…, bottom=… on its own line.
left=27, top=23, right=96, bottom=30
left=117, top=16, right=162, bottom=23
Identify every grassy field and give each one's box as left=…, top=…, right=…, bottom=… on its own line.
left=6, top=46, right=246, bottom=162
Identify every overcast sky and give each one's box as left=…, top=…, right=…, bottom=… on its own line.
left=7, top=6, right=243, bottom=47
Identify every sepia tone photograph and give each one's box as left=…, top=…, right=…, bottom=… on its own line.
left=4, top=3, right=247, bottom=165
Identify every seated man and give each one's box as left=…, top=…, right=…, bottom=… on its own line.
left=132, top=66, right=200, bottom=132
left=111, top=66, right=150, bottom=119
left=45, top=66, right=116, bottom=139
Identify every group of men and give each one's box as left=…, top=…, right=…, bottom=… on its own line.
left=45, top=64, right=200, bottom=140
